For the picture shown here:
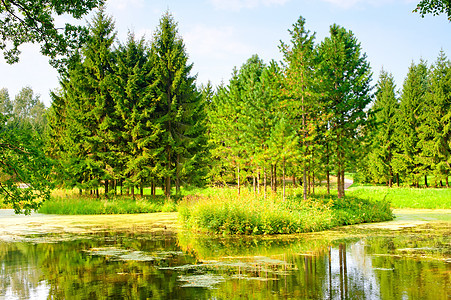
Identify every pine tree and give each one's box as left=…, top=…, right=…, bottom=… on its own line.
left=280, top=15, right=319, bottom=200
left=48, top=8, right=117, bottom=194
left=395, top=60, right=429, bottom=187
left=427, top=51, right=451, bottom=186
left=152, top=12, right=205, bottom=197
left=318, top=24, right=373, bottom=198
left=367, top=69, right=399, bottom=186
left=111, top=33, right=160, bottom=197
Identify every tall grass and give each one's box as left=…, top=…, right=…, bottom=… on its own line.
left=179, top=188, right=393, bottom=235
left=38, top=195, right=177, bottom=215
left=347, top=185, right=451, bottom=209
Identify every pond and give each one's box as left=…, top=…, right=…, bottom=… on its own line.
left=0, top=210, right=449, bottom=299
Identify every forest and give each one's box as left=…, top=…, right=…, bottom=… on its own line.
left=0, top=7, right=450, bottom=214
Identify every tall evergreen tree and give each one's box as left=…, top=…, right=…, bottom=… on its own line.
left=395, top=60, right=430, bottom=187
left=48, top=8, right=117, bottom=194
left=318, top=24, right=373, bottom=198
left=111, top=33, right=160, bottom=197
left=280, top=15, right=319, bottom=199
left=152, top=12, right=205, bottom=197
left=367, top=69, right=399, bottom=186
left=426, top=51, right=451, bottom=186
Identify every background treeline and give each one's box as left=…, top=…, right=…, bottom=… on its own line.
left=209, top=18, right=373, bottom=199
left=364, top=54, right=451, bottom=188
left=46, top=10, right=207, bottom=198
left=3, top=12, right=450, bottom=204
left=208, top=18, right=451, bottom=194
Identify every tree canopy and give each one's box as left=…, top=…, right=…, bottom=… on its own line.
left=415, top=0, right=451, bottom=20
left=0, top=0, right=104, bottom=67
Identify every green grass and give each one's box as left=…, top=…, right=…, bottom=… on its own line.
left=178, top=188, right=394, bottom=235
left=347, top=185, right=451, bottom=209
left=38, top=195, right=177, bottom=215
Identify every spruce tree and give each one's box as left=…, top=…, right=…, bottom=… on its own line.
left=427, top=51, right=451, bottom=186
left=48, top=8, right=117, bottom=194
left=395, top=60, right=429, bottom=187
left=367, top=69, right=399, bottom=186
left=152, top=12, right=205, bottom=197
left=111, top=33, right=160, bottom=197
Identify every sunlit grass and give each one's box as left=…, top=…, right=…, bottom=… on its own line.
left=178, top=187, right=393, bottom=235
left=347, top=185, right=451, bottom=209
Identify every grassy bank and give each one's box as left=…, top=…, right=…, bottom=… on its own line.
left=178, top=189, right=393, bottom=235
left=38, top=195, right=177, bottom=215
left=347, top=185, right=451, bottom=209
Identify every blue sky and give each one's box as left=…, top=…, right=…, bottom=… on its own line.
left=1, top=0, right=450, bottom=106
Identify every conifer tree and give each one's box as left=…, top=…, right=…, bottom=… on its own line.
left=367, top=70, right=399, bottom=186
left=395, top=60, right=429, bottom=187
left=280, top=16, right=319, bottom=200
left=318, top=24, right=373, bottom=198
left=152, top=12, right=205, bottom=197
left=111, top=33, right=160, bottom=197
left=426, top=51, right=451, bottom=186
left=48, top=8, right=117, bottom=194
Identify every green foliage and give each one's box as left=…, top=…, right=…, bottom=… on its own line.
left=317, top=24, right=373, bottom=198
left=179, top=189, right=393, bottom=235
left=365, top=70, right=399, bottom=185
left=415, top=0, right=451, bottom=20
left=152, top=12, right=207, bottom=197
left=0, top=114, right=53, bottom=214
left=0, top=0, right=104, bottom=68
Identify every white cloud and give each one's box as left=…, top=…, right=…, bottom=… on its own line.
left=210, top=0, right=290, bottom=11
left=184, top=25, right=253, bottom=59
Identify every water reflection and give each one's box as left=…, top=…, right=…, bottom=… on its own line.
left=0, top=223, right=450, bottom=299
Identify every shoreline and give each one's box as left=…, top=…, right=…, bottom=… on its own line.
left=0, top=208, right=449, bottom=242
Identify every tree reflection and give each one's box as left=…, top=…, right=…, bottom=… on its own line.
left=0, top=225, right=450, bottom=299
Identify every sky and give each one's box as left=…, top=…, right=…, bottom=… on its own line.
left=1, top=0, right=450, bottom=107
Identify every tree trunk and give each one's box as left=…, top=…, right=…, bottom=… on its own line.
left=237, top=163, right=240, bottom=195
left=131, top=185, right=135, bottom=199
left=326, top=143, right=330, bottom=195
left=140, top=181, right=144, bottom=197
left=263, top=167, right=267, bottom=200
left=389, top=170, right=393, bottom=188
left=104, top=179, right=109, bottom=197
left=446, top=176, right=449, bottom=188
left=303, top=164, right=307, bottom=201
left=337, top=168, right=342, bottom=199
left=257, top=169, right=260, bottom=195
left=283, top=158, right=286, bottom=201
left=253, top=174, right=256, bottom=196
left=274, top=164, right=277, bottom=193
left=176, top=154, right=181, bottom=196
left=327, top=170, right=330, bottom=195
left=424, top=175, right=428, bottom=188
left=341, top=170, right=345, bottom=197
left=312, top=168, right=315, bottom=195
left=397, top=173, right=400, bottom=187
left=292, top=175, right=296, bottom=188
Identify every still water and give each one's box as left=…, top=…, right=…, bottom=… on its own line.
left=0, top=211, right=449, bottom=299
